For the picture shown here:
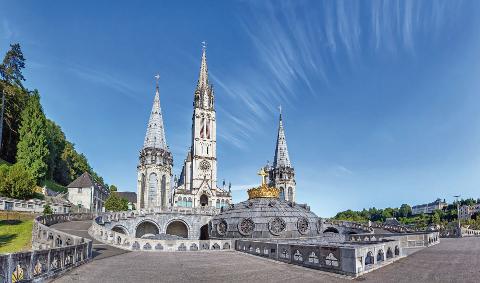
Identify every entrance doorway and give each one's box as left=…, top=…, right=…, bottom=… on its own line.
left=200, top=224, right=209, bottom=240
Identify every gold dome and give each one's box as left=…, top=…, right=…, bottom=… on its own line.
left=247, top=168, right=280, bottom=199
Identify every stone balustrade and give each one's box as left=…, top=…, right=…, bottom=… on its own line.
left=324, top=219, right=374, bottom=233
left=235, top=238, right=403, bottom=277
left=346, top=231, right=440, bottom=255
left=0, top=213, right=94, bottom=282
left=90, top=214, right=233, bottom=252
left=460, top=227, right=480, bottom=237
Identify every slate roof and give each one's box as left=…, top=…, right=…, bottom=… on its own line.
left=67, top=172, right=95, bottom=188
left=115, top=192, right=137, bottom=203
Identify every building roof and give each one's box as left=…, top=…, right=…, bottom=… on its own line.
left=67, top=172, right=95, bottom=188
left=143, top=81, right=168, bottom=150
left=273, top=112, right=291, bottom=168
left=114, top=192, right=137, bottom=203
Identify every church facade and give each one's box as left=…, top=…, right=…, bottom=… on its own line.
left=137, top=47, right=231, bottom=210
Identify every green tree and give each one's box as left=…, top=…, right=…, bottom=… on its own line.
left=43, top=203, right=53, bottom=215
left=0, top=43, right=27, bottom=162
left=0, top=43, right=26, bottom=87
left=109, top=185, right=118, bottom=192
left=0, top=163, right=35, bottom=199
left=16, top=91, right=49, bottom=184
left=399, top=204, right=412, bottom=218
left=45, top=119, right=66, bottom=180
left=105, top=193, right=128, bottom=212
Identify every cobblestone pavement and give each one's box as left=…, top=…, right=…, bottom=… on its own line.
left=53, top=221, right=480, bottom=283
left=51, top=220, right=129, bottom=260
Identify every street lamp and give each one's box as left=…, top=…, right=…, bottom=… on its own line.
left=453, top=195, right=461, bottom=233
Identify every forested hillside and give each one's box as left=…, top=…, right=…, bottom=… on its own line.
left=0, top=43, right=105, bottom=199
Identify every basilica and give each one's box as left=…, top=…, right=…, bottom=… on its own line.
left=136, top=47, right=297, bottom=210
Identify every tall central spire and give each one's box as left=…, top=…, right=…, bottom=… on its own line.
left=143, top=77, right=168, bottom=149
left=273, top=110, right=291, bottom=168
left=196, top=42, right=209, bottom=91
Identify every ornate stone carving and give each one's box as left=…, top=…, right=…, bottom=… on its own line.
left=297, top=217, right=309, bottom=234
left=238, top=218, right=255, bottom=236
left=268, top=217, right=286, bottom=235
left=217, top=219, right=228, bottom=236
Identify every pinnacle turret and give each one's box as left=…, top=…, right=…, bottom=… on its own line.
left=143, top=80, right=168, bottom=150
left=194, top=43, right=214, bottom=110
left=273, top=111, right=291, bottom=168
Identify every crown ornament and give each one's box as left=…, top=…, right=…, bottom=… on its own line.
left=247, top=168, right=280, bottom=199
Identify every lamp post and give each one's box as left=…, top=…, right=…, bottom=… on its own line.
left=453, top=195, right=461, bottom=236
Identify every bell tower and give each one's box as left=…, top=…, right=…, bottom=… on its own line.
left=190, top=43, right=217, bottom=191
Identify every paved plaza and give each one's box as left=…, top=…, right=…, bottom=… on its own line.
left=51, top=221, right=480, bottom=283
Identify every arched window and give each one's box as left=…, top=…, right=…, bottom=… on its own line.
left=161, top=175, right=166, bottom=207
left=221, top=199, right=225, bottom=207
left=377, top=250, right=384, bottom=262
left=394, top=246, right=400, bottom=256
left=279, top=187, right=285, bottom=200
left=288, top=187, right=293, bottom=201
left=365, top=251, right=374, bottom=265
left=148, top=173, right=158, bottom=206
left=187, top=197, right=192, bottom=207
left=386, top=247, right=393, bottom=259
left=216, top=199, right=220, bottom=209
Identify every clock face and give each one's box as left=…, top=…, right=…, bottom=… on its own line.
left=199, top=160, right=211, bottom=171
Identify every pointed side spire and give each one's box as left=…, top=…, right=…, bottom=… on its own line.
left=273, top=108, right=291, bottom=168
left=143, top=76, right=168, bottom=149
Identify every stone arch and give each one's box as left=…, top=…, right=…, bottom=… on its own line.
left=166, top=220, right=189, bottom=238
left=112, top=225, right=129, bottom=235
left=148, top=173, right=158, bottom=206
left=386, top=247, right=393, bottom=259
left=200, top=194, right=209, bottom=207
left=279, top=187, right=285, bottom=200
left=135, top=220, right=159, bottom=238
left=323, top=227, right=339, bottom=234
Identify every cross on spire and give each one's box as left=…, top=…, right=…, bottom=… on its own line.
left=155, top=73, right=160, bottom=86
left=201, top=40, right=207, bottom=50
left=258, top=168, right=268, bottom=185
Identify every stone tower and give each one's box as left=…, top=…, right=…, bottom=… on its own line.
left=137, top=78, right=173, bottom=210
left=267, top=111, right=296, bottom=202
left=189, top=45, right=217, bottom=192
left=174, top=45, right=231, bottom=208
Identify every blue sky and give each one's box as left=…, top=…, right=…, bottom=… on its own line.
left=1, top=1, right=480, bottom=217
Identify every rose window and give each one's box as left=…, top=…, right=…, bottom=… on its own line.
left=238, top=218, right=255, bottom=236
left=268, top=217, right=286, bottom=235
left=297, top=217, right=309, bottom=234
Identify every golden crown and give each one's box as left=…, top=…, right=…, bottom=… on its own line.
left=247, top=168, right=280, bottom=199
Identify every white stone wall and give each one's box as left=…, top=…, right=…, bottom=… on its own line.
left=68, top=186, right=93, bottom=210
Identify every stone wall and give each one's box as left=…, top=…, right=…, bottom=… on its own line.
left=90, top=213, right=234, bottom=252
left=0, top=213, right=93, bottom=282
left=235, top=239, right=403, bottom=277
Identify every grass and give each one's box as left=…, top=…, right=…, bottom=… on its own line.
left=43, top=179, right=67, bottom=194
left=0, top=218, right=34, bottom=254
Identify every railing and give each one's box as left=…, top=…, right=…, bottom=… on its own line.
left=0, top=213, right=94, bottom=282
left=347, top=231, right=440, bottom=251
left=323, top=219, right=374, bottom=233
left=97, top=207, right=219, bottom=224
left=90, top=215, right=233, bottom=252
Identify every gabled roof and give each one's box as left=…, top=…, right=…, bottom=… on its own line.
left=114, top=191, right=137, bottom=203
left=67, top=172, right=95, bottom=188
